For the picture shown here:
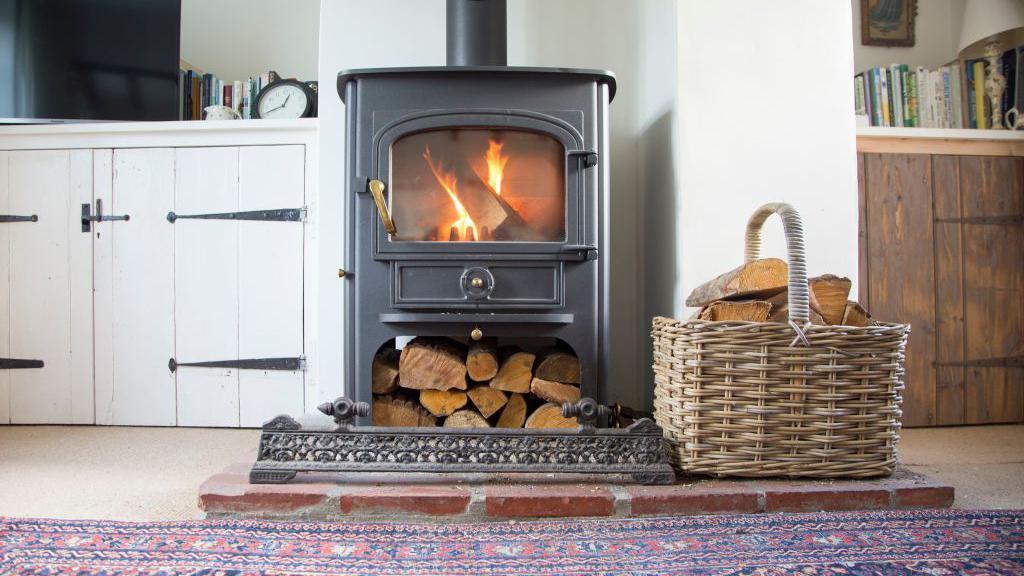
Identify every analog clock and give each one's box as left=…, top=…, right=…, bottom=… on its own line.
left=253, top=79, right=317, bottom=119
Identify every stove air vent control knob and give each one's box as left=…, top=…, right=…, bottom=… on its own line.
left=470, top=277, right=484, bottom=289
left=461, top=267, right=494, bottom=300
left=470, top=328, right=483, bottom=341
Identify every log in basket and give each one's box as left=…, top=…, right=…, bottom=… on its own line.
left=652, top=202, right=910, bottom=478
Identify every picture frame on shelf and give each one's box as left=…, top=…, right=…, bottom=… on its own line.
left=861, top=0, right=917, bottom=47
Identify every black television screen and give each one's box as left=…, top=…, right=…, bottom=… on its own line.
left=0, top=0, right=181, bottom=123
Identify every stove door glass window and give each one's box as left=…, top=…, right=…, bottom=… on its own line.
left=389, top=128, right=566, bottom=242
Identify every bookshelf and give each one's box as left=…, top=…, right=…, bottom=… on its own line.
left=857, top=126, right=1024, bottom=156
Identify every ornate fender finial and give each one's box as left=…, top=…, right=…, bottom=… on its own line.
left=562, top=398, right=609, bottom=432
left=318, top=397, right=370, bottom=429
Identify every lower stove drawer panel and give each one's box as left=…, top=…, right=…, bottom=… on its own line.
left=393, top=261, right=563, bottom=309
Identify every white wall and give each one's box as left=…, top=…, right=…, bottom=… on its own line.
left=853, top=0, right=964, bottom=71
left=675, top=2, right=859, bottom=320
left=180, top=0, right=320, bottom=81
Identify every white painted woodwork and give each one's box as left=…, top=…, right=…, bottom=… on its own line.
left=238, top=145, right=305, bottom=426
left=67, top=151, right=95, bottom=423
left=174, top=147, right=241, bottom=427
left=0, top=152, right=9, bottom=423
left=95, top=149, right=176, bottom=426
left=92, top=149, right=115, bottom=425
left=7, top=150, right=91, bottom=423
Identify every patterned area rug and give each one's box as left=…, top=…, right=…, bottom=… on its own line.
left=2, top=509, right=1023, bottom=575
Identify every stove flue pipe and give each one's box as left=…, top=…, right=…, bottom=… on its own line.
left=446, top=0, right=507, bottom=67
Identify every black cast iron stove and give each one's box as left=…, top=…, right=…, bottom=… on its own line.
left=249, top=0, right=673, bottom=485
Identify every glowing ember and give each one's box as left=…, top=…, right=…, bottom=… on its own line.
left=484, top=139, right=508, bottom=196
left=423, top=145, right=478, bottom=241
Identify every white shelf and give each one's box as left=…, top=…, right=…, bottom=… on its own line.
left=0, top=118, right=318, bottom=150
left=857, top=126, right=1024, bottom=140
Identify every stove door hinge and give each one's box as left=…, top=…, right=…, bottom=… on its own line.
left=0, top=358, right=44, bottom=369
left=168, top=356, right=306, bottom=373
left=166, top=208, right=306, bottom=223
left=568, top=150, right=598, bottom=168
left=353, top=176, right=369, bottom=194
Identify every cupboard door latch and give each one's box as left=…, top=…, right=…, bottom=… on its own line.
left=81, top=199, right=129, bottom=232
left=168, top=356, right=306, bottom=373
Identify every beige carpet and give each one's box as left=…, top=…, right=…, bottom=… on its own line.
left=0, top=424, right=1021, bottom=520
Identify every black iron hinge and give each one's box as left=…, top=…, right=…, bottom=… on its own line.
left=166, top=208, right=306, bottom=223
left=0, top=358, right=44, bottom=369
left=0, top=214, right=38, bottom=223
left=934, top=356, right=1024, bottom=368
left=168, top=356, right=305, bottom=373
left=935, top=215, right=1024, bottom=226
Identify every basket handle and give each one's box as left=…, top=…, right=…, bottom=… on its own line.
left=744, top=203, right=810, bottom=326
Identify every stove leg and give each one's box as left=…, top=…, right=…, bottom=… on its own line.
left=249, top=468, right=297, bottom=484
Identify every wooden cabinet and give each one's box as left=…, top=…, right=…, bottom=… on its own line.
left=858, top=135, right=1024, bottom=427
left=0, top=121, right=318, bottom=426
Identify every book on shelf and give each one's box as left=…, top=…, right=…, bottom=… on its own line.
left=855, top=43, right=1024, bottom=129
left=176, top=67, right=283, bottom=120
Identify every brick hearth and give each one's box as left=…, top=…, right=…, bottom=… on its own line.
left=199, top=464, right=954, bottom=520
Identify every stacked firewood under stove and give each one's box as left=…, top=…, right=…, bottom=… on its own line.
left=371, top=338, right=583, bottom=428
left=687, top=257, right=874, bottom=326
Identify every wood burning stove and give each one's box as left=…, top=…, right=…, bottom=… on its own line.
left=248, top=0, right=673, bottom=485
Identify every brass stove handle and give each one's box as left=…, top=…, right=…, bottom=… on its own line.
left=368, top=179, right=397, bottom=236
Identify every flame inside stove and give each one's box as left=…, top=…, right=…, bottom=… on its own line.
left=485, top=140, right=508, bottom=196
left=423, top=145, right=478, bottom=241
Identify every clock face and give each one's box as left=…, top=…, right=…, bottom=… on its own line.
left=257, top=83, right=309, bottom=119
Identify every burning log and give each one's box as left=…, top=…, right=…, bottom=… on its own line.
left=444, top=408, right=490, bottom=428
left=495, top=393, right=527, bottom=428
left=398, top=337, right=468, bottom=391
left=419, top=389, right=468, bottom=417
left=466, top=385, right=507, bottom=418
left=466, top=337, right=499, bottom=382
left=489, top=347, right=535, bottom=393
left=530, top=378, right=581, bottom=405
left=525, top=403, right=578, bottom=429
left=373, top=394, right=437, bottom=427
left=534, top=349, right=581, bottom=384
left=371, top=347, right=401, bottom=394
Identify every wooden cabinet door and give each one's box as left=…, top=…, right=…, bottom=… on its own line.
left=4, top=150, right=93, bottom=424
left=94, top=148, right=176, bottom=426
left=173, top=145, right=305, bottom=427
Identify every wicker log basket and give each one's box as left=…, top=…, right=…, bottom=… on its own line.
left=652, top=202, right=910, bottom=478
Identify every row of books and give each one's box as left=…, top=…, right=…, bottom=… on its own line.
left=178, top=61, right=280, bottom=120
left=854, top=44, right=1024, bottom=129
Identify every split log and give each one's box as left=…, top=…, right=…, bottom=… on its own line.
left=466, top=337, right=499, bottom=382
left=419, top=389, right=468, bottom=417
left=809, top=275, right=852, bottom=325
left=398, top=337, right=467, bottom=391
left=495, top=393, right=527, bottom=428
left=685, top=258, right=788, bottom=307
left=371, top=347, right=401, bottom=394
left=841, top=300, right=872, bottom=327
left=525, top=402, right=578, bottom=429
left=699, top=300, right=772, bottom=322
left=765, top=290, right=826, bottom=324
left=534, top=349, right=581, bottom=384
left=466, top=385, right=508, bottom=418
left=530, top=377, right=581, bottom=404
left=444, top=408, right=491, bottom=428
left=372, top=394, right=437, bottom=427
left=489, top=348, right=535, bottom=393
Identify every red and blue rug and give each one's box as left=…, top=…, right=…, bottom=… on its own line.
left=2, top=509, right=1023, bottom=575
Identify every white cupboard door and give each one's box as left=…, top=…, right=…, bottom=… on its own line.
left=0, top=152, right=9, bottom=423
left=174, top=147, right=240, bottom=427
left=238, top=145, right=305, bottom=426
left=7, top=150, right=93, bottom=423
left=94, top=148, right=176, bottom=426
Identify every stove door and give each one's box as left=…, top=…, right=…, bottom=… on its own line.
left=371, top=111, right=594, bottom=259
